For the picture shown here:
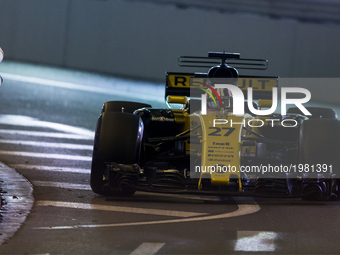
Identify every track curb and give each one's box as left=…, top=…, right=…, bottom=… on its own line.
left=0, top=162, right=34, bottom=245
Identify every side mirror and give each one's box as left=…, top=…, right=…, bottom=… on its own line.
left=167, top=95, right=188, bottom=105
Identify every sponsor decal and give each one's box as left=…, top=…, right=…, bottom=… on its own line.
left=151, top=116, right=175, bottom=122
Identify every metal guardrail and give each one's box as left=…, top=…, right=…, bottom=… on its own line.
left=135, top=0, right=340, bottom=24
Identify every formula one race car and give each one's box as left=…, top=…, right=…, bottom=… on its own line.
left=90, top=51, right=340, bottom=200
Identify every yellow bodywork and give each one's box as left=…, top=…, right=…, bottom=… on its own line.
left=168, top=103, right=247, bottom=192
left=196, top=112, right=244, bottom=191
left=166, top=73, right=278, bottom=192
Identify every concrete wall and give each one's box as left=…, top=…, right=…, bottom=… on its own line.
left=0, top=0, right=339, bottom=82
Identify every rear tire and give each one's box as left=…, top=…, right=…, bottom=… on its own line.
left=90, top=112, right=143, bottom=196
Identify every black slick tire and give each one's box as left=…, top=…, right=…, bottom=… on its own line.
left=90, top=112, right=143, bottom=195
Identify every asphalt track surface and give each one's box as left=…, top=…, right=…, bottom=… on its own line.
left=0, top=62, right=340, bottom=254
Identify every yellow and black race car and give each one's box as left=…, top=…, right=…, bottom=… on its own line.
left=90, top=51, right=340, bottom=200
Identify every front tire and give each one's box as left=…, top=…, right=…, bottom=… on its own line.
left=288, top=107, right=337, bottom=119
left=299, top=119, right=340, bottom=200
left=90, top=112, right=143, bottom=196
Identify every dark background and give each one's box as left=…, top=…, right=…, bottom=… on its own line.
left=0, top=0, right=339, bottom=81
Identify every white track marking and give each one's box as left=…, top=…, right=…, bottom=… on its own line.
left=0, top=139, right=92, bottom=150
left=130, top=243, right=165, bottom=255
left=32, top=181, right=91, bottom=190
left=0, top=129, right=92, bottom=140
left=35, top=198, right=260, bottom=229
left=2, top=73, right=163, bottom=102
left=36, top=201, right=207, bottom=218
left=135, top=191, right=222, bottom=202
left=2, top=73, right=105, bottom=92
left=0, top=151, right=92, bottom=161
left=234, top=231, right=278, bottom=252
left=10, top=164, right=90, bottom=174
left=0, top=114, right=260, bottom=231
left=139, top=191, right=222, bottom=202
left=0, top=115, right=94, bottom=137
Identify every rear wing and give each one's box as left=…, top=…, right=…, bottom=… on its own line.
left=178, top=53, right=268, bottom=70
left=165, top=72, right=278, bottom=100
